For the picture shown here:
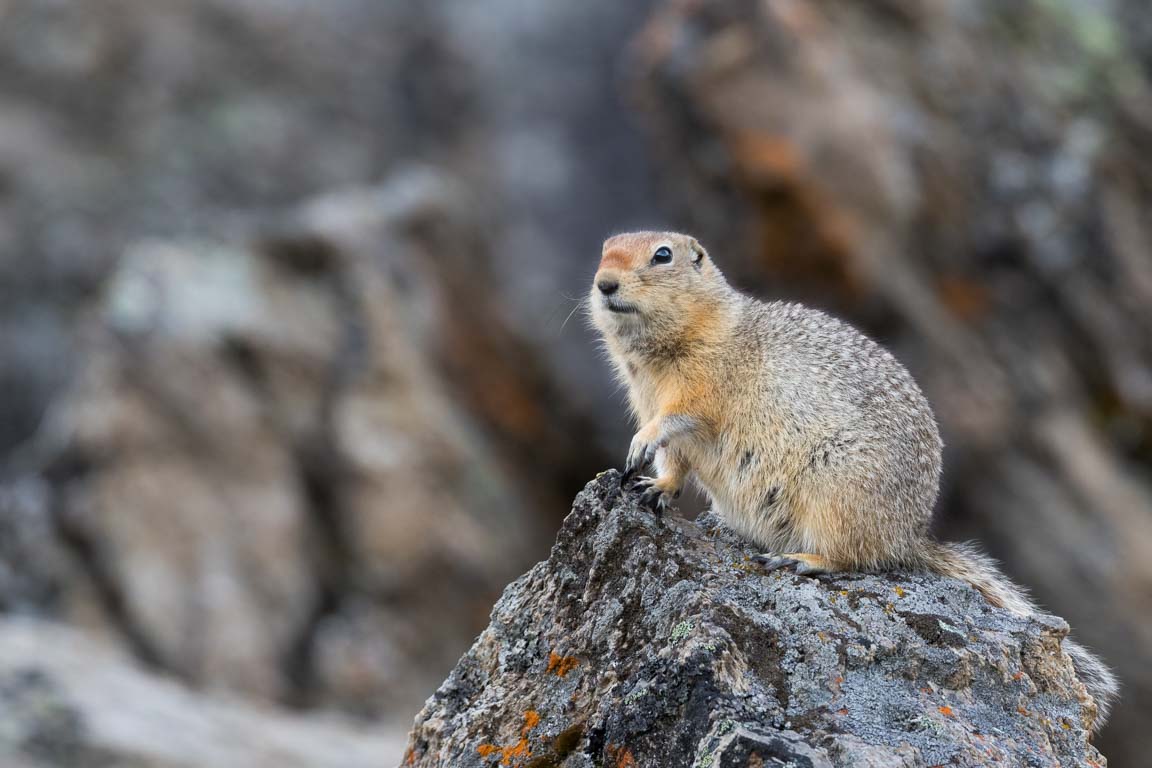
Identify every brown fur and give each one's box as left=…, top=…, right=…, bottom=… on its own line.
left=590, top=231, right=1117, bottom=729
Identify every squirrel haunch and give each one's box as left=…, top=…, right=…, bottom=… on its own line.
left=590, top=230, right=1117, bottom=728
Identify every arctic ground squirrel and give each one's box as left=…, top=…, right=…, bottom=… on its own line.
left=589, top=230, right=1117, bottom=729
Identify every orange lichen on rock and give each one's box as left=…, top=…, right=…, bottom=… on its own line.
left=938, top=705, right=954, bottom=717
left=606, top=744, right=635, bottom=768
left=499, top=741, right=530, bottom=765
left=547, top=652, right=580, bottom=677
left=476, top=711, right=542, bottom=766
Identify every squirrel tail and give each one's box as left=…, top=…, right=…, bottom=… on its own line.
left=917, top=540, right=1118, bottom=729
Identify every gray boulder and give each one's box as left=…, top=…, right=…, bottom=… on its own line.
left=404, top=471, right=1106, bottom=767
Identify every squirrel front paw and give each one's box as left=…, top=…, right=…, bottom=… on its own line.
left=629, top=475, right=680, bottom=519
left=622, top=434, right=658, bottom=482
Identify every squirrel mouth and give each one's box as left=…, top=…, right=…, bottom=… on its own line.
left=604, top=298, right=640, bottom=315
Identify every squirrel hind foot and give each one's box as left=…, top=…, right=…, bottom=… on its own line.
left=753, top=552, right=835, bottom=576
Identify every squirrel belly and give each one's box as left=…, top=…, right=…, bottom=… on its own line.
left=590, top=230, right=1117, bottom=729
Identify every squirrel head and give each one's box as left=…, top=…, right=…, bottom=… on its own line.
left=590, top=231, right=730, bottom=355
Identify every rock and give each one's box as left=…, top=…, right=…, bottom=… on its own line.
left=0, top=617, right=405, bottom=768
left=404, top=472, right=1106, bottom=767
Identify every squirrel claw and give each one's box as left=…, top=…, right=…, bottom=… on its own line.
left=632, top=476, right=672, bottom=519
left=624, top=438, right=657, bottom=480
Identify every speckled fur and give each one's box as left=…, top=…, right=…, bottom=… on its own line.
left=590, top=231, right=1117, bottom=728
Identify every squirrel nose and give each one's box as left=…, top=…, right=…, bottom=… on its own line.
left=597, top=279, right=619, bottom=296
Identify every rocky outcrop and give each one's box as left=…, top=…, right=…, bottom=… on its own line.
left=631, top=1, right=1152, bottom=761
left=0, top=617, right=404, bottom=768
left=404, top=472, right=1106, bottom=767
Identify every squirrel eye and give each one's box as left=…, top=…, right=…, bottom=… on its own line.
left=651, top=246, right=673, bottom=265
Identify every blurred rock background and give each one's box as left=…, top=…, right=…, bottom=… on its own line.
left=0, top=0, right=1150, bottom=765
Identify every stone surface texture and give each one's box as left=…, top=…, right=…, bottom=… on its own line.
left=405, top=472, right=1105, bottom=767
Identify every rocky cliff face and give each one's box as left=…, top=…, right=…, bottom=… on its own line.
left=404, top=472, right=1106, bottom=767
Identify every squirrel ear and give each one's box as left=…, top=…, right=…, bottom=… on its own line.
left=689, top=238, right=707, bottom=265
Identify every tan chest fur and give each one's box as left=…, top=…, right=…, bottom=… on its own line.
left=624, top=340, right=841, bottom=554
